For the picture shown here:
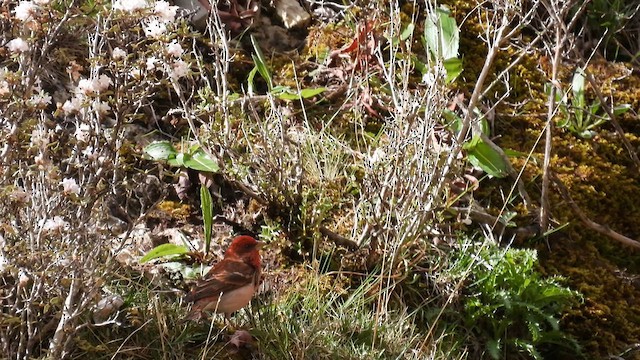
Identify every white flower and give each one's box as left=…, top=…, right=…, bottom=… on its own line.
left=93, top=100, right=111, bottom=115
left=165, top=40, right=183, bottom=57
left=146, top=56, right=159, bottom=70
left=144, top=19, right=167, bottom=38
left=112, top=47, right=127, bottom=60
left=82, top=146, right=97, bottom=160
left=62, top=96, right=83, bottom=114
left=14, top=1, right=38, bottom=22
left=368, top=148, right=386, bottom=164
left=77, top=78, right=95, bottom=95
left=170, top=60, right=189, bottom=79
left=41, top=216, right=69, bottom=232
left=74, top=123, right=91, bottom=142
left=61, top=177, right=81, bottom=195
left=95, top=74, right=112, bottom=92
left=29, top=91, right=52, bottom=107
left=6, top=38, right=29, bottom=53
left=0, top=81, right=9, bottom=96
left=128, top=68, right=143, bottom=80
left=76, top=75, right=112, bottom=96
left=9, top=188, right=30, bottom=203
left=30, top=128, right=49, bottom=148
left=112, top=0, right=149, bottom=12
left=154, top=1, right=178, bottom=22
left=33, top=0, right=50, bottom=4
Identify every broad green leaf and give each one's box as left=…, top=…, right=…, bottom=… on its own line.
left=424, top=6, right=459, bottom=60
left=400, top=23, right=415, bottom=41
left=443, top=57, right=463, bottom=82
left=144, top=141, right=177, bottom=161
left=182, top=149, right=219, bottom=172
left=140, top=243, right=188, bottom=264
left=465, top=137, right=509, bottom=178
left=299, top=87, right=326, bottom=98
left=200, top=185, right=213, bottom=255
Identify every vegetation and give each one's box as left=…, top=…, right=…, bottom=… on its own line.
left=1, top=0, right=639, bottom=359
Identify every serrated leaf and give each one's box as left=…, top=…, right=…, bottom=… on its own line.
left=140, top=243, right=188, bottom=264
left=144, top=141, right=177, bottom=161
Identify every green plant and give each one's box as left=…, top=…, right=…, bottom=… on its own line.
left=553, top=67, right=631, bottom=139
left=459, top=243, right=582, bottom=359
left=246, top=270, right=460, bottom=360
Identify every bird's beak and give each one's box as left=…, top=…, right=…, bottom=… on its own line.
left=255, top=241, right=265, bottom=249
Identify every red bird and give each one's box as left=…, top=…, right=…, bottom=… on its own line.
left=184, top=235, right=263, bottom=322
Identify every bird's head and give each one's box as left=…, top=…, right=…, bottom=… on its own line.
left=226, top=235, right=264, bottom=259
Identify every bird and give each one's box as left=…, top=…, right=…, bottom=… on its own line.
left=184, top=235, right=264, bottom=324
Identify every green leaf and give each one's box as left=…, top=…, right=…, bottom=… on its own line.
left=182, top=149, right=219, bottom=172
left=200, top=185, right=213, bottom=255
left=144, top=141, right=177, bottom=161
left=487, top=339, right=502, bottom=360
left=571, top=68, right=586, bottom=110
left=424, top=6, right=459, bottom=60
left=250, top=34, right=272, bottom=91
left=443, top=57, right=463, bottom=82
left=276, top=87, right=327, bottom=101
left=400, top=23, right=415, bottom=41
left=299, top=87, right=326, bottom=99
left=613, top=104, right=631, bottom=116
left=247, top=66, right=258, bottom=94
left=464, top=137, right=509, bottom=178
left=140, top=243, right=188, bottom=264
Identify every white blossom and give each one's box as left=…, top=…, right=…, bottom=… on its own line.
left=74, top=123, right=91, bottom=142
left=93, top=100, right=111, bottom=115
left=62, top=96, right=83, bottom=114
left=146, top=56, right=159, bottom=70
left=14, top=1, right=38, bottom=22
left=154, top=1, right=178, bottom=22
left=29, top=91, right=52, bottom=107
left=166, top=40, right=183, bottom=57
left=144, top=19, right=167, bottom=38
left=61, top=177, right=81, bottom=195
left=112, top=47, right=127, bottom=60
left=6, top=38, right=29, bottom=53
left=112, top=0, right=149, bottom=12
left=170, top=60, right=189, bottom=79
left=41, top=216, right=69, bottom=232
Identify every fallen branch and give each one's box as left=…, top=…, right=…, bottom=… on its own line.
left=552, top=173, right=640, bottom=249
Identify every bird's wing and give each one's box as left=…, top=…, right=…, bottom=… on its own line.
left=184, top=258, right=257, bottom=303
